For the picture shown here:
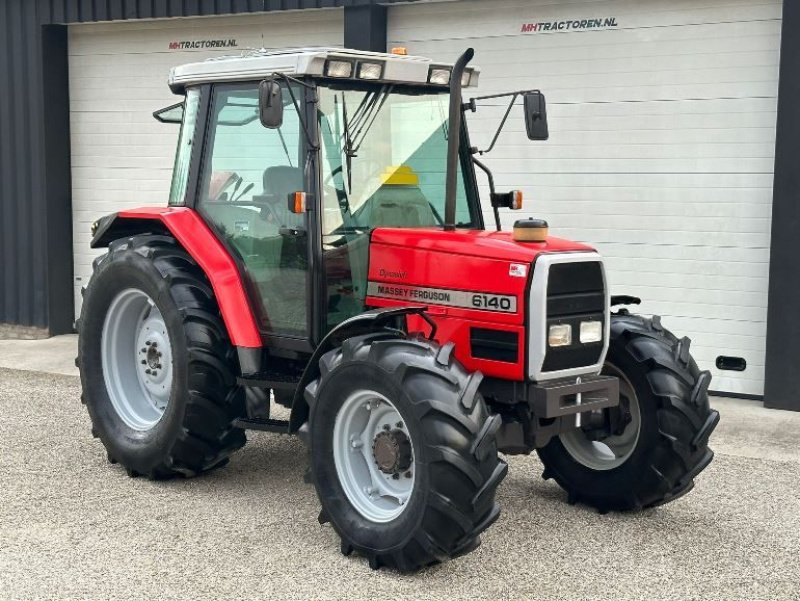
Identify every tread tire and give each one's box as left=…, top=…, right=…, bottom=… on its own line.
left=537, top=314, right=719, bottom=511
left=77, top=235, right=246, bottom=479
left=307, top=333, right=507, bottom=572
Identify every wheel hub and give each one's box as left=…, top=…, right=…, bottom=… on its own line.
left=559, top=363, right=641, bottom=471
left=372, top=430, right=412, bottom=475
left=101, top=288, right=173, bottom=432
left=332, top=390, right=416, bottom=523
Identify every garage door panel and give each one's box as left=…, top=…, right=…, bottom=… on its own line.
left=544, top=201, right=771, bottom=220
left=70, top=10, right=343, bottom=319
left=400, top=22, right=781, bottom=59
left=604, top=250, right=769, bottom=280
left=389, top=0, right=780, bottom=40
left=609, top=282, right=767, bottom=310
left=391, top=0, right=780, bottom=395
left=68, top=11, right=343, bottom=55
left=494, top=171, right=776, bottom=189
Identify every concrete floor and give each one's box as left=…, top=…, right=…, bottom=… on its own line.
left=0, top=334, right=79, bottom=377
left=0, top=339, right=799, bottom=600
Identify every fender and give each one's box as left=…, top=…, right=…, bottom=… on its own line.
left=288, top=306, right=433, bottom=433
left=90, top=207, right=262, bottom=353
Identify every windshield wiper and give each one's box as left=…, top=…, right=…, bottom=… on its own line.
left=340, top=85, right=394, bottom=192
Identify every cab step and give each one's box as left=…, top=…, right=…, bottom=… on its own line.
left=232, top=417, right=291, bottom=434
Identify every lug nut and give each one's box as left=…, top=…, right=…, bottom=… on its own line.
left=383, top=424, right=391, bottom=431
left=396, top=421, right=404, bottom=429
left=146, top=341, right=152, bottom=346
left=145, top=369, right=152, bottom=375
left=156, top=364, right=162, bottom=369
left=392, top=473, right=400, bottom=480
left=141, top=360, right=146, bottom=365
left=152, top=342, right=158, bottom=348
left=405, top=471, right=412, bottom=479
left=140, top=348, right=147, bottom=353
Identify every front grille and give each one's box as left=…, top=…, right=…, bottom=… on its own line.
left=543, top=260, right=605, bottom=373
left=547, top=261, right=605, bottom=317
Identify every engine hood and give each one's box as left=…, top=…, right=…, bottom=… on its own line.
left=370, top=227, right=594, bottom=262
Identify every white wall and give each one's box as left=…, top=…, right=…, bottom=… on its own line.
left=389, top=0, right=782, bottom=395
left=69, top=9, right=344, bottom=318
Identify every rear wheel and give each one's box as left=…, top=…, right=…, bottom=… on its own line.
left=307, top=333, right=507, bottom=572
left=537, top=314, right=720, bottom=511
left=77, top=235, right=246, bottom=479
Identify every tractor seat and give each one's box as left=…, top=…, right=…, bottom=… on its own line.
left=263, top=166, right=304, bottom=228
left=368, top=185, right=438, bottom=229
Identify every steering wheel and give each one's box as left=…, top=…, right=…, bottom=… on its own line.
left=207, top=171, right=242, bottom=203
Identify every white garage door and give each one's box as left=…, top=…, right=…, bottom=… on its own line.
left=389, top=0, right=781, bottom=396
left=69, top=10, right=344, bottom=320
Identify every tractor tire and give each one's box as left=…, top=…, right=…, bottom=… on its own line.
left=77, top=235, right=246, bottom=479
left=306, top=333, right=507, bottom=572
left=537, top=313, right=720, bottom=511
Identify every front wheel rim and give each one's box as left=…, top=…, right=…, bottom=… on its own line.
left=101, top=288, right=174, bottom=431
left=332, top=390, right=416, bottom=523
left=559, top=364, right=642, bottom=471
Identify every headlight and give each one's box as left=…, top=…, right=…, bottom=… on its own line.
left=548, top=324, right=572, bottom=347
left=325, top=60, right=353, bottom=78
left=358, top=61, right=383, bottom=80
left=428, top=67, right=451, bottom=85
left=580, top=321, right=603, bottom=344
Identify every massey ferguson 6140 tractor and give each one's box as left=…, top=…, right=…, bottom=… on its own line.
left=77, top=47, right=720, bottom=572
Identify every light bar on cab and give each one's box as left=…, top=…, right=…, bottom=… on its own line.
left=357, top=61, right=384, bottom=80
left=324, top=59, right=354, bottom=78
left=428, top=66, right=452, bottom=85
left=428, top=65, right=475, bottom=86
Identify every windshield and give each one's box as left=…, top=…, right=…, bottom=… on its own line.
left=317, top=84, right=478, bottom=235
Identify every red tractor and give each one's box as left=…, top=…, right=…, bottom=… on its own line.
left=77, top=47, right=719, bottom=572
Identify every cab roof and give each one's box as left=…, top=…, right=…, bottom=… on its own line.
left=168, top=47, right=480, bottom=93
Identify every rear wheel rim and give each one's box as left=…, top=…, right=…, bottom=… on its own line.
left=101, top=289, right=174, bottom=431
left=333, top=390, right=416, bottom=523
left=559, top=364, right=641, bottom=471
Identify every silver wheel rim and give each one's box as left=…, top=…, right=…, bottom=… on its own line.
left=101, top=288, right=174, bottom=431
left=332, top=390, right=416, bottom=523
left=560, top=364, right=641, bottom=471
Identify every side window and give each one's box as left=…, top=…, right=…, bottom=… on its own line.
left=168, top=88, right=200, bottom=206
left=198, top=83, right=309, bottom=338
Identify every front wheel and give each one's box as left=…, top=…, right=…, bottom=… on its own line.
left=306, top=333, right=507, bottom=572
left=537, top=314, right=720, bottom=511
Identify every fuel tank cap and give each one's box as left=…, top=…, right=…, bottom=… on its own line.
left=513, top=218, right=549, bottom=242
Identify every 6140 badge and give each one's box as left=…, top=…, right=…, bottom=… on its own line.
left=367, top=282, right=517, bottom=313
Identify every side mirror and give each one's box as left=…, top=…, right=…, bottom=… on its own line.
left=259, top=78, right=284, bottom=129
left=524, top=91, right=549, bottom=141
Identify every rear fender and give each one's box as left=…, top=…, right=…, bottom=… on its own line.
left=90, top=208, right=263, bottom=361
left=288, top=306, right=432, bottom=433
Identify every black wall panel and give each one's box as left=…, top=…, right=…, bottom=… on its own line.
left=0, top=0, right=411, bottom=334
left=764, top=1, right=800, bottom=411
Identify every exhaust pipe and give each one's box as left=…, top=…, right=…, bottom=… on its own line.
left=444, top=48, right=474, bottom=231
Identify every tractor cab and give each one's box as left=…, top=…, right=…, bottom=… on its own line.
left=156, top=47, right=543, bottom=348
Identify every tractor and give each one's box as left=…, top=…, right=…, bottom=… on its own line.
left=77, top=46, right=720, bottom=572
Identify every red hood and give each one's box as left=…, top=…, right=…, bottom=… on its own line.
left=370, top=228, right=594, bottom=262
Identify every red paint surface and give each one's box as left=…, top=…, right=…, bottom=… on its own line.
left=367, top=228, right=595, bottom=380
left=117, top=207, right=262, bottom=348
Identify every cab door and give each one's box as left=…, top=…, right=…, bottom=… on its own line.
left=196, top=82, right=311, bottom=342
